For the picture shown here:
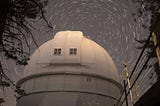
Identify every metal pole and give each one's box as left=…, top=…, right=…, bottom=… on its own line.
left=122, top=63, right=134, bottom=105
left=152, top=32, right=160, bottom=65
left=135, top=84, right=139, bottom=101
left=133, top=73, right=139, bottom=101
left=123, top=80, right=128, bottom=106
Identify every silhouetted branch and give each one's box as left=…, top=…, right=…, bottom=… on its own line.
left=0, top=0, right=49, bottom=65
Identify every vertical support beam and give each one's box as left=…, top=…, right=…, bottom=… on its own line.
left=133, top=73, right=139, bottom=101
left=123, top=80, right=128, bottom=106
left=135, top=84, right=139, bottom=101
left=152, top=32, right=160, bottom=65
left=122, top=63, right=134, bottom=105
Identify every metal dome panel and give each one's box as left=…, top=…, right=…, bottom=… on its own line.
left=23, top=31, right=119, bottom=81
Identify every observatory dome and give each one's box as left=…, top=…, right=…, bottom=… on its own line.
left=23, top=31, right=119, bottom=81
left=17, top=31, right=122, bottom=106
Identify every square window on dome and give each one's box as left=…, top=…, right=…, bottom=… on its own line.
left=54, top=48, right=61, bottom=55
left=69, top=48, right=77, bottom=55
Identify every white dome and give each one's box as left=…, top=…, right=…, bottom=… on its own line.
left=23, top=31, right=119, bottom=82
left=17, top=31, right=122, bottom=106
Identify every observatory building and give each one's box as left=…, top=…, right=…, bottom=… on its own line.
left=16, top=31, right=122, bottom=106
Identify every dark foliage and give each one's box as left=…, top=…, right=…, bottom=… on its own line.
left=134, top=0, right=160, bottom=80
left=0, top=0, right=51, bottom=65
left=135, top=38, right=157, bottom=57
left=133, top=0, right=160, bottom=29
left=0, top=98, right=5, bottom=104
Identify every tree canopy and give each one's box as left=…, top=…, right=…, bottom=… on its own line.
left=0, top=0, right=51, bottom=104
left=134, top=0, right=160, bottom=80
left=0, top=0, right=50, bottom=65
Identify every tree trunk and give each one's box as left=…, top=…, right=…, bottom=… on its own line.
left=0, top=0, right=9, bottom=50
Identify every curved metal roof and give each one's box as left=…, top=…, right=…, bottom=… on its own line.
left=23, top=31, right=119, bottom=81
